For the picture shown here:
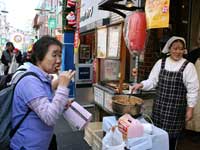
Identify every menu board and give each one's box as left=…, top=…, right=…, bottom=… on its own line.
left=100, top=59, right=120, bottom=81
left=107, top=24, right=122, bottom=58
left=97, top=27, right=107, bottom=58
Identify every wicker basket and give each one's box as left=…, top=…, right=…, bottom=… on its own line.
left=84, top=122, right=102, bottom=146
left=92, top=130, right=104, bottom=150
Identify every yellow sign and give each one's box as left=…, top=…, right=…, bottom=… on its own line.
left=145, top=0, right=170, bottom=29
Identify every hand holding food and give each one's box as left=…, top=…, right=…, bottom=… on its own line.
left=58, top=70, right=76, bottom=87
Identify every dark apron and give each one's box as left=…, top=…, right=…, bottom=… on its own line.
left=152, top=58, right=189, bottom=138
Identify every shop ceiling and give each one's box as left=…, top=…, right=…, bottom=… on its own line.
left=98, top=0, right=145, bottom=18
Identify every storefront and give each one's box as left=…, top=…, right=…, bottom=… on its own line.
left=92, top=0, right=200, bottom=118
left=93, top=0, right=151, bottom=119
left=82, top=0, right=200, bottom=149
left=75, top=0, right=110, bottom=105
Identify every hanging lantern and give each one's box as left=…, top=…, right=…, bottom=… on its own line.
left=124, top=11, right=147, bottom=55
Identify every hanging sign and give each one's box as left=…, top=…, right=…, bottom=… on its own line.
left=48, top=18, right=56, bottom=29
left=145, top=0, right=170, bottom=29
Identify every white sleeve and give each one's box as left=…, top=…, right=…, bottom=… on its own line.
left=183, top=63, right=199, bottom=107
left=27, top=86, right=69, bottom=126
left=141, top=59, right=161, bottom=91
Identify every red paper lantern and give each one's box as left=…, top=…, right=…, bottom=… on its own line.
left=124, top=11, right=147, bottom=54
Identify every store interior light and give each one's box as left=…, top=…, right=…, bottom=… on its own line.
left=126, top=0, right=134, bottom=8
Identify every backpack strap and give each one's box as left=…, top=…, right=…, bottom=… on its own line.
left=9, top=68, right=28, bottom=85
left=16, top=68, right=27, bottom=72
left=10, top=72, right=42, bottom=138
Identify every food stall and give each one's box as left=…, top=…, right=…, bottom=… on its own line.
left=94, top=22, right=132, bottom=115
left=82, top=1, right=170, bottom=149
left=93, top=1, right=155, bottom=120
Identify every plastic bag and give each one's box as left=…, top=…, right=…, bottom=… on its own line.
left=0, top=63, right=4, bottom=75
left=8, top=54, right=19, bottom=74
left=102, top=127, right=125, bottom=150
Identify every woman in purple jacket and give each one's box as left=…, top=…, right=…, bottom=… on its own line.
left=10, top=35, right=75, bottom=150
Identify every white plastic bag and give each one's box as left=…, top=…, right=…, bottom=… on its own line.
left=102, top=127, right=125, bottom=150
left=0, top=62, right=4, bottom=75
left=8, top=54, right=19, bottom=74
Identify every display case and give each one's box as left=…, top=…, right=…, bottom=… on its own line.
left=95, top=22, right=130, bottom=91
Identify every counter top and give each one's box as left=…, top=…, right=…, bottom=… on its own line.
left=94, top=83, right=156, bottom=100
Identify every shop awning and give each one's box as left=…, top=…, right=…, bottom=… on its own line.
left=98, top=0, right=144, bottom=18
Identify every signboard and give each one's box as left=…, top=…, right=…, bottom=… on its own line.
left=107, top=24, right=122, bottom=58
left=80, top=0, right=110, bottom=28
left=97, top=27, right=107, bottom=58
left=145, top=0, right=170, bottom=29
left=48, top=18, right=56, bottom=29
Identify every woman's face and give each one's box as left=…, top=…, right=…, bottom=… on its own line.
left=38, top=44, right=62, bottom=74
left=7, top=45, right=14, bottom=51
left=169, top=41, right=185, bottom=61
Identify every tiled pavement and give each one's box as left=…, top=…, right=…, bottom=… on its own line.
left=54, top=116, right=91, bottom=150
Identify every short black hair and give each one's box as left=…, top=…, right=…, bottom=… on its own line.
left=6, top=42, right=14, bottom=48
left=31, top=35, right=62, bottom=65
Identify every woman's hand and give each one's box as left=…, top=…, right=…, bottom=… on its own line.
left=131, top=83, right=143, bottom=94
left=185, top=107, right=194, bottom=122
left=58, top=70, right=76, bottom=87
left=64, top=100, right=74, bottom=110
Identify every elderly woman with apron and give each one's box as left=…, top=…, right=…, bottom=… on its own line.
left=132, top=36, right=199, bottom=150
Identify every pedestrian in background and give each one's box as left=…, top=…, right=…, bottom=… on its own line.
left=1, top=42, right=22, bottom=74
left=10, top=35, right=75, bottom=150
left=185, top=47, right=200, bottom=142
left=131, top=36, right=199, bottom=150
